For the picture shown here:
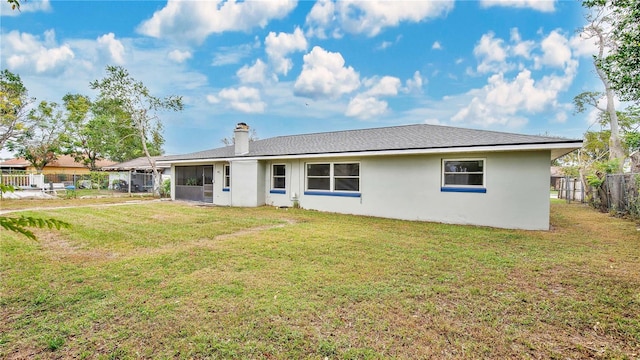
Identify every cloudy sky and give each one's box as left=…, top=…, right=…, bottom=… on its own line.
left=1, top=0, right=599, bottom=156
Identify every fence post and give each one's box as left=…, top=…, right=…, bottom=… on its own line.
left=565, top=175, right=571, bottom=204
left=621, top=175, right=627, bottom=213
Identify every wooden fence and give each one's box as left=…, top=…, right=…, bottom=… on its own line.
left=600, top=173, right=640, bottom=216
left=557, top=177, right=585, bottom=202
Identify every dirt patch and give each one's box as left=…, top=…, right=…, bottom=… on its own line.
left=38, top=231, right=120, bottom=262
left=213, top=219, right=297, bottom=241
left=33, top=210, right=297, bottom=263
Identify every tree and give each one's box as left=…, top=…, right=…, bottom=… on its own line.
left=90, top=66, right=183, bottom=195
left=9, top=101, right=70, bottom=170
left=62, top=93, right=102, bottom=170
left=0, top=69, right=35, bottom=150
left=584, top=0, right=640, bottom=102
left=92, top=98, right=164, bottom=163
left=62, top=94, right=141, bottom=170
left=578, top=4, right=626, bottom=172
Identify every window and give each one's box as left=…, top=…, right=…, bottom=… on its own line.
left=271, top=164, right=286, bottom=192
left=306, top=162, right=360, bottom=196
left=307, top=163, right=330, bottom=190
left=442, top=159, right=486, bottom=193
left=223, top=164, right=230, bottom=190
left=334, top=163, right=359, bottom=191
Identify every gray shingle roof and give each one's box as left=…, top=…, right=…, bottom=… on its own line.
left=102, top=156, right=168, bottom=171
left=161, top=124, right=582, bottom=161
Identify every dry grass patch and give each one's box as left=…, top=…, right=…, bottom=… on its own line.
left=1, top=200, right=639, bottom=359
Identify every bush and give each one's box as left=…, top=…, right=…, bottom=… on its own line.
left=161, top=179, right=171, bottom=197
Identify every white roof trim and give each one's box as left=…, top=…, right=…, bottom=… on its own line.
left=158, top=142, right=581, bottom=165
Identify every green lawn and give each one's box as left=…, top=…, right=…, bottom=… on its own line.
left=1, top=201, right=639, bottom=359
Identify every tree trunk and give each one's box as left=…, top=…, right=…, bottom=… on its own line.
left=631, top=151, right=640, bottom=173
left=595, top=58, right=625, bottom=170
left=593, top=28, right=625, bottom=211
left=137, top=112, right=160, bottom=197
left=578, top=167, right=593, bottom=203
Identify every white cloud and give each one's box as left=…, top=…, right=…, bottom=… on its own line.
left=510, top=28, right=535, bottom=59
left=473, top=32, right=509, bottom=73
left=237, top=59, right=272, bottom=84
left=424, top=118, right=442, bottom=125
left=451, top=61, right=577, bottom=127
left=553, top=111, right=568, bottom=123
left=570, top=31, right=599, bottom=58
left=405, top=71, right=424, bottom=93
left=4, top=30, right=74, bottom=74
left=215, top=86, right=266, bottom=113
left=432, top=41, right=442, bottom=50
left=375, top=35, right=403, bottom=51
left=534, top=30, right=572, bottom=69
left=473, top=29, right=577, bottom=75
left=363, top=76, right=401, bottom=97
left=138, top=0, right=296, bottom=43
left=168, top=49, right=192, bottom=63
left=294, top=46, right=360, bottom=100
left=345, top=76, right=401, bottom=119
left=346, top=95, right=388, bottom=119
left=305, top=0, right=337, bottom=39
left=1, top=0, right=51, bottom=16
left=265, top=27, right=307, bottom=76
left=454, top=28, right=580, bottom=128
left=377, top=41, right=393, bottom=50
left=211, top=43, right=255, bottom=66
left=97, top=33, right=125, bottom=65
left=480, top=0, right=555, bottom=12
left=306, top=0, right=454, bottom=38
left=206, top=94, right=221, bottom=104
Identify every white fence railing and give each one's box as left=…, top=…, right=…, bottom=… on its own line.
left=1, top=173, right=46, bottom=189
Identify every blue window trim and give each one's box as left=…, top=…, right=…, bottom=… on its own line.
left=222, top=188, right=230, bottom=192
left=304, top=191, right=361, bottom=198
left=441, top=187, right=486, bottom=193
left=270, top=189, right=286, bottom=194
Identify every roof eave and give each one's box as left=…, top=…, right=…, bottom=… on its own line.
left=157, top=141, right=583, bottom=165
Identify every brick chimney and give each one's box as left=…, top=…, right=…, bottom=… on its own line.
left=234, top=122, right=249, bottom=155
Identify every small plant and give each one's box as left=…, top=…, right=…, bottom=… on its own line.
left=186, top=178, right=198, bottom=186
left=65, top=186, right=77, bottom=199
left=161, top=179, right=171, bottom=197
left=90, top=171, right=109, bottom=190
left=46, top=335, right=64, bottom=351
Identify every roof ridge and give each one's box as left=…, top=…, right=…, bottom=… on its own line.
left=257, top=123, right=572, bottom=143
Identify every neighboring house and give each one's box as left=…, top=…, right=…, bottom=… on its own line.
left=102, top=156, right=171, bottom=192
left=550, top=166, right=565, bottom=190
left=0, top=155, right=116, bottom=175
left=158, top=123, right=582, bottom=230
left=0, top=155, right=116, bottom=190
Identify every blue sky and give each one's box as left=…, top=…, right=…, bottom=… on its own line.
left=1, top=0, right=600, bottom=157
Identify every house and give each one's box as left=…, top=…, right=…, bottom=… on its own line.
left=0, top=155, right=116, bottom=175
left=158, top=123, right=582, bottom=230
left=101, top=156, right=171, bottom=192
left=0, top=155, right=117, bottom=188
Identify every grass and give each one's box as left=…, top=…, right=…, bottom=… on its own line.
left=1, top=199, right=639, bottom=359
left=0, top=191, right=156, bottom=211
